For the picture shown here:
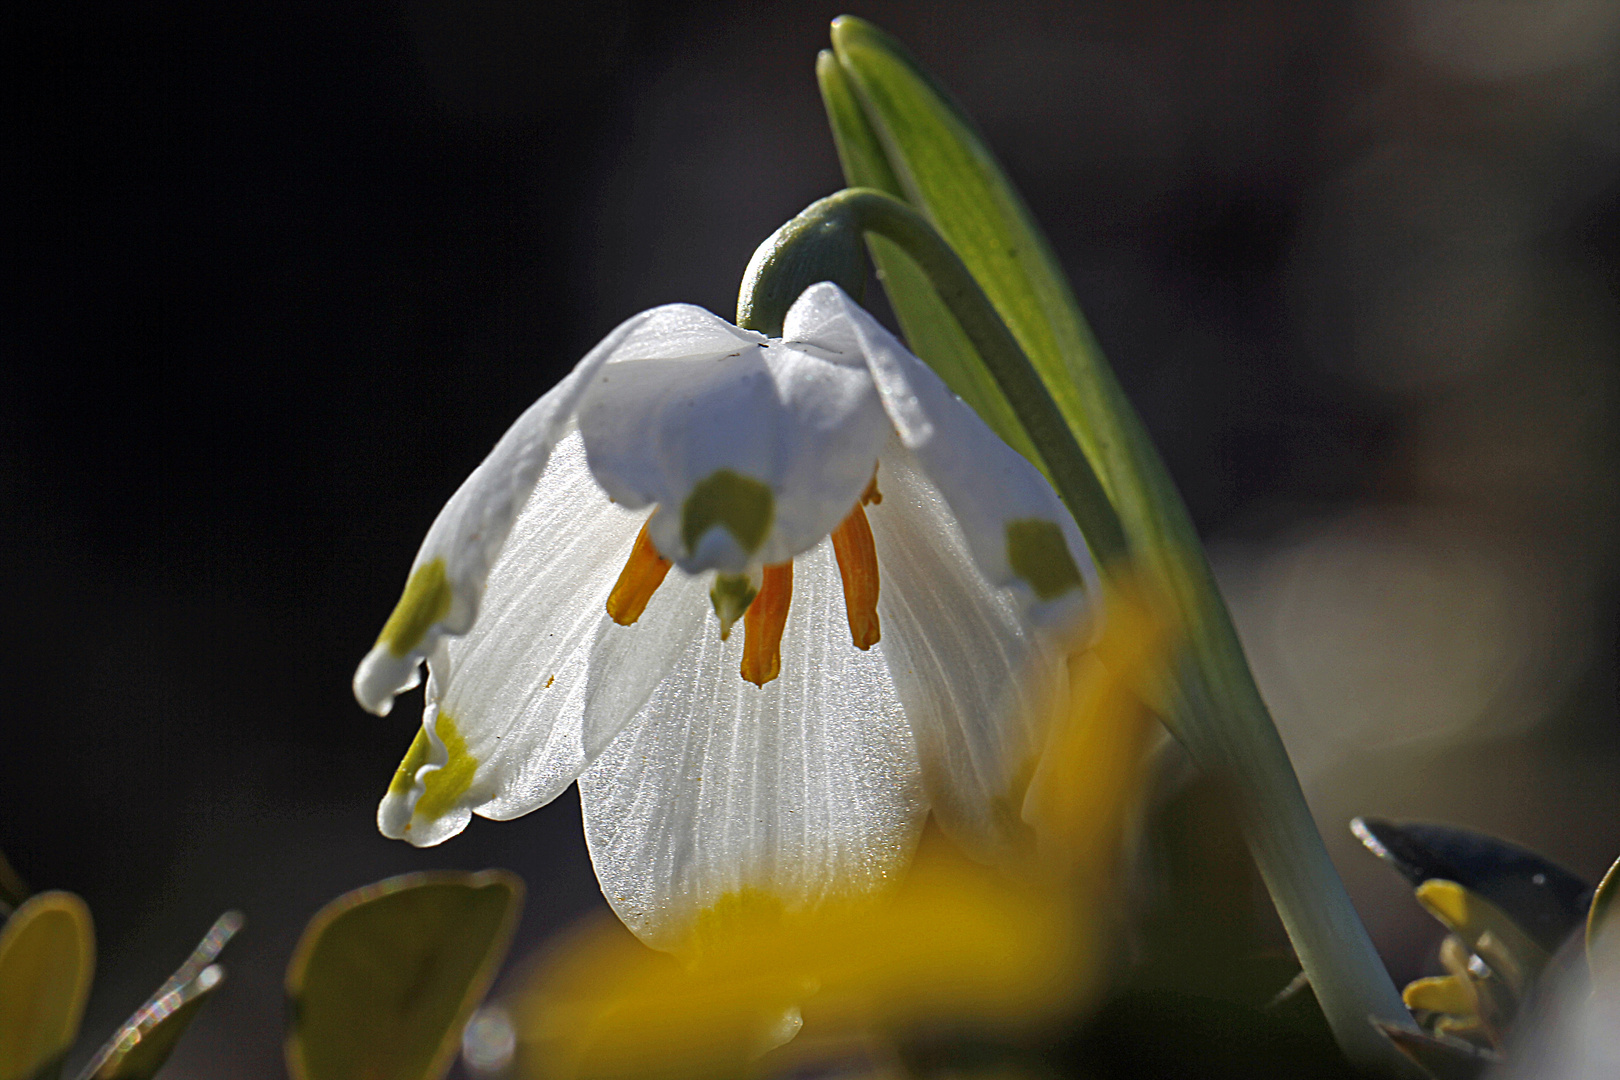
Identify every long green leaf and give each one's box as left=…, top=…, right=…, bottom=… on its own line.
left=827, top=18, right=1112, bottom=489
left=816, top=50, right=1036, bottom=468
left=285, top=870, right=523, bottom=1080
left=826, top=16, right=1416, bottom=1072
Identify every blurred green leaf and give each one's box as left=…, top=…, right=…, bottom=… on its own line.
left=0, top=891, right=95, bottom=1080
left=77, top=911, right=242, bottom=1080
left=1352, top=818, right=1590, bottom=954
left=285, top=870, right=522, bottom=1080
left=0, top=849, right=28, bottom=913
left=1588, top=853, right=1620, bottom=996
left=1372, top=1021, right=1497, bottom=1080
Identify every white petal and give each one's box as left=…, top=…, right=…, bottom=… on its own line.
left=578, top=540, right=927, bottom=950
left=602, top=303, right=765, bottom=363
left=377, top=431, right=704, bottom=846
left=578, top=338, right=890, bottom=573
left=866, top=445, right=1069, bottom=859
left=780, top=282, right=868, bottom=360
left=355, top=304, right=742, bottom=716
left=804, top=283, right=1097, bottom=621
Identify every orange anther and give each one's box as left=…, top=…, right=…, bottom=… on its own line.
left=740, top=562, right=794, bottom=687
left=606, top=519, right=672, bottom=626
left=830, top=503, right=881, bottom=650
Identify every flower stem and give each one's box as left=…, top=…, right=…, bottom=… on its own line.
left=738, top=188, right=1130, bottom=572
left=742, top=186, right=1418, bottom=1073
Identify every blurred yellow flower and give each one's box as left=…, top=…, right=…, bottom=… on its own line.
left=504, top=583, right=1171, bottom=1080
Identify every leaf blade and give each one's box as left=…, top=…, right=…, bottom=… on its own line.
left=0, top=891, right=95, bottom=1080
left=285, top=870, right=523, bottom=1080
left=78, top=911, right=243, bottom=1080
left=1588, top=854, right=1620, bottom=997
left=816, top=49, right=1037, bottom=467
left=826, top=17, right=1418, bottom=1071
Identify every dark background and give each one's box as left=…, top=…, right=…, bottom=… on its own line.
left=5, top=1, right=1618, bottom=1074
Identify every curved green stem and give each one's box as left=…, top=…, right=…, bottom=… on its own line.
left=738, top=188, right=1129, bottom=571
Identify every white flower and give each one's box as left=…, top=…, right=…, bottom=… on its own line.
left=353, top=282, right=1096, bottom=948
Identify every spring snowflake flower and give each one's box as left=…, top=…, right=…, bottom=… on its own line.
left=354, top=281, right=1095, bottom=947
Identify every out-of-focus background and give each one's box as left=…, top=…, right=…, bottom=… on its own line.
left=5, top=1, right=1617, bottom=1074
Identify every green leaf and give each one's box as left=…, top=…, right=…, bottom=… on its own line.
left=815, top=50, right=1036, bottom=468
left=0, top=849, right=28, bottom=913
left=1352, top=817, right=1589, bottom=954
left=826, top=16, right=1417, bottom=1073
left=827, top=17, right=1098, bottom=441
left=0, top=891, right=95, bottom=1080
left=827, top=13, right=1199, bottom=583
left=285, top=870, right=523, bottom=1080
left=1372, top=1021, right=1497, bottom=1080
left=77, top=911, right=242, bottom=1080
left=1588, top=853, right=1620, bottom=996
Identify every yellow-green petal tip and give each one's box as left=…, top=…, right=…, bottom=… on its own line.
left=377, top=558, right=453, bottom=658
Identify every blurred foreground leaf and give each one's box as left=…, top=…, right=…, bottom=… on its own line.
left=1353, top=818, right=1590, bottom=953
left=1371, top=1021, right=1497, bottom=1080
left=1588, top=854, right=1620, bottom=996
left=285, top=870, right=522, bottom=1080
left=77, top=910, right=242, bottom=1080
left=0, top=850, right=28, bottom=913
left=0, top=891, right=94, bottom=1080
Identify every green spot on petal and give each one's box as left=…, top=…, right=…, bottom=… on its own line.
left=413, top=714, right=479, bottom=826
left=682, top=471, right=774, bottom=556
left=387, top=728, right=432, bottom=799
left=377, top=558, right=452, bottom=658
left=1005, top=519, right=1083, bottom=601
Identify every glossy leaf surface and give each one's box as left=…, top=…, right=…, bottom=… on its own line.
left=285, top=870, right=522, bottom=1080
left=828, top=16, right=1110, bottom=483
left=1372, top=1021, right=1497, bottom=1080
left=1588, top=853, right=1620, bottom=996
left=815, top=50, right=1036, bottom=467
left=1353, top=818, right=1590, bottom=953
left=78, top=911, right=242, bottom=1080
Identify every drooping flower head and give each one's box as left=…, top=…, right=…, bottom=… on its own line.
left=354, top=282, right=1096, bottom=946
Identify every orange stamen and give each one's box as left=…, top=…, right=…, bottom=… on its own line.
left=830, top=503, right=881, bottom=650
left=740, top=562, right=794, bottom=687
left=606, top=520, right=672, bottom=626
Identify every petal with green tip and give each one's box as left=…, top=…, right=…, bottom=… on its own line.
left=578, top=313, right=889, bottom=574
left=353, top=303, right=742, bottom=718
left=801, top=283, right=1094, bottom=618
